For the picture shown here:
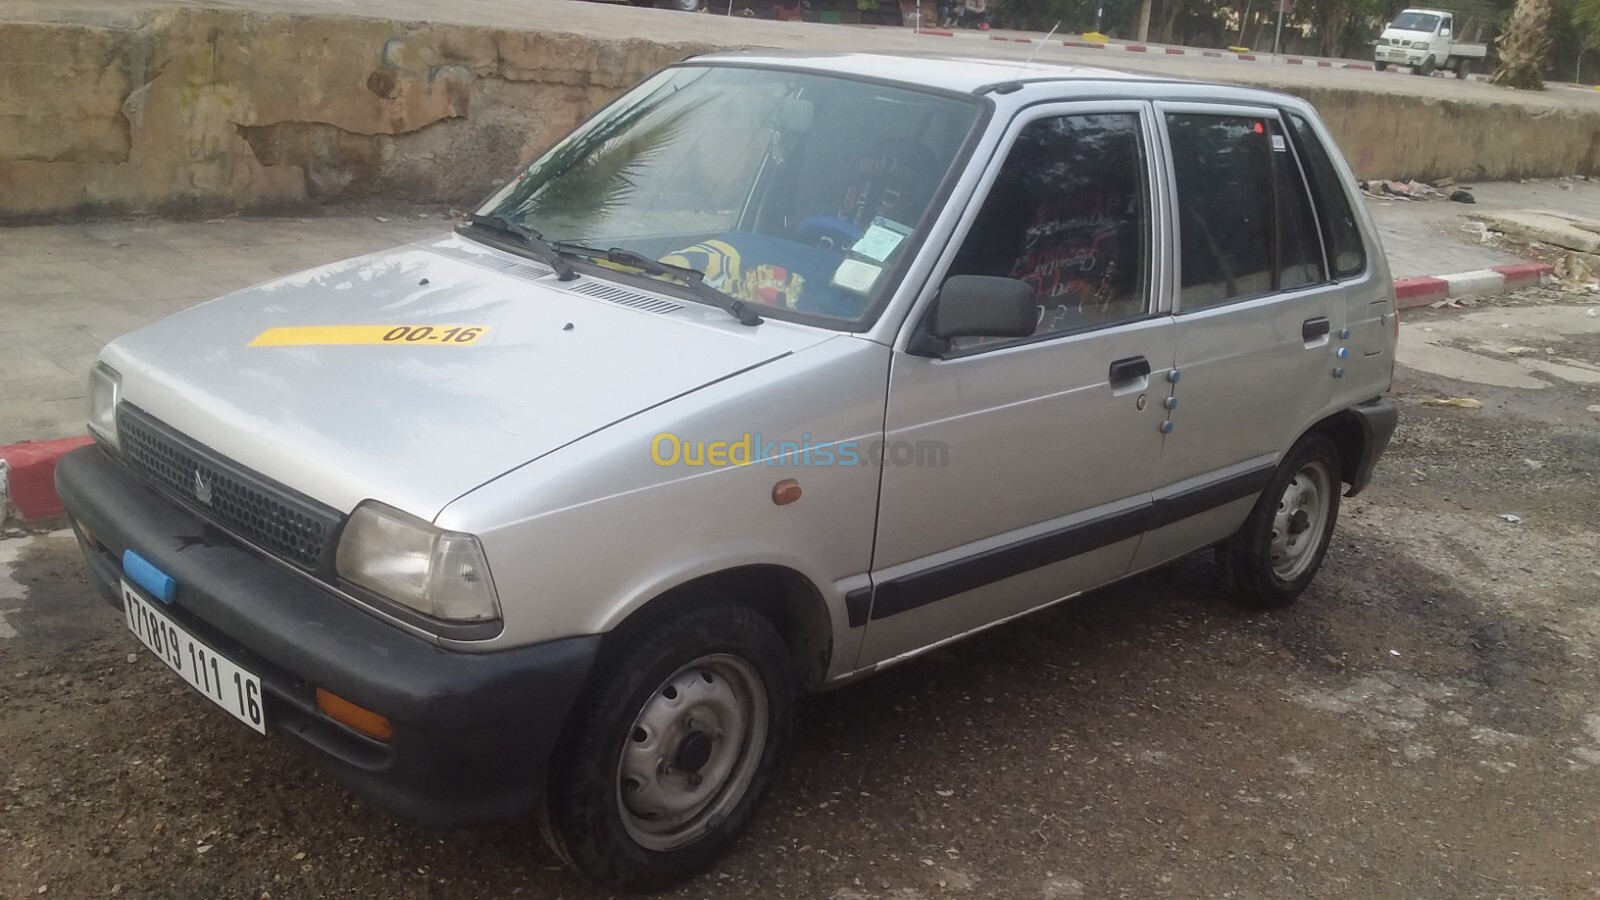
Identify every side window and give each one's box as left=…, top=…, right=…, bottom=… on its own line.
left=945, top=112, right=1150, bottom=349
left=1287, top=113, right=1368, bottom=279
left=1167, top=112, right=1327, bottom=310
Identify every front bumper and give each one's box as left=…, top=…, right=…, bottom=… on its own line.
left=55, top=444, right=600, bottom=830
left=1376, top=47, right=1428, bottom=64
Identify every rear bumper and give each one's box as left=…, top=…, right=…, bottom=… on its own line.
left=1345, top=396, right=1398, bottom=496
left=55, top=444, right=600, bottom=830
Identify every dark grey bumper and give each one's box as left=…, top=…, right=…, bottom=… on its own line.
left=1345, top=396, right=1398, bottom=496
left=55, top=444, right=600, bottom=830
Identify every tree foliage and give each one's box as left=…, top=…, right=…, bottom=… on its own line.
left=1492, top=0, right=1554, bottom=87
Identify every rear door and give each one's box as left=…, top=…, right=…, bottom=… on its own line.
left=1132, top=104, right=1342, bottom=570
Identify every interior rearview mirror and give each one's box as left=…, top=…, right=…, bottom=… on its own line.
left=931, top=275, right=1037, bottom=340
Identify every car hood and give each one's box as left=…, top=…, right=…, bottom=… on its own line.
left=103, top=234, right=839, bottom=518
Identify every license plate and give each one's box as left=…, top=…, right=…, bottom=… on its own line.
left=123, top=581, right=267, bottom=734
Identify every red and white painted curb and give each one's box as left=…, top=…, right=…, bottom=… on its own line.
left=0, top=436, right=94, bottom=524
left=1392, top=261, right=1553, bottom=309
left=0, top=262, right=1555, bottom=525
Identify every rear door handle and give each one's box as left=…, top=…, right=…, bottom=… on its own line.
left=1108, top=355, right=1151, bottom=383
left=1302, top=316, right=1331, bottom=342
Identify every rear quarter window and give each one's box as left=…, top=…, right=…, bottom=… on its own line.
left=1286, top=114, right=1368, bottom=279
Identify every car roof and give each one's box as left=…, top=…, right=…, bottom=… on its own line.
left=685, top=50, right=1151, bottom=93
left=682, top=50, right=1296, bottom=104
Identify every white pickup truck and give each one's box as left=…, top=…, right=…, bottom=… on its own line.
left=1374, top=8, right=1487, bottom=77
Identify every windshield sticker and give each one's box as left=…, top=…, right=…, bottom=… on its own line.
left=849, top=218, right=913, bottom=263
left=1271, top=134, right=1287, bottom=152
left=248, top=325, right=490, bottom=347
left=831, top=259, right=882, bottom=295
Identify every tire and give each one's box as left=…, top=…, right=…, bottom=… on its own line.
left=1416, top=56, right=1436, bottom=76
left=544, top=604, right=795, bottom=891
left=1218, top=433, right=1342, bottom=609
left=1454, top=58, right=1470, bottom=79
left=1375, top=61, right=1388, bottom=71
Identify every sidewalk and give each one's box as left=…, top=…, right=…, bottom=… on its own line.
left=0, top=214, right=442, bottom=444
left=3, top=180, right=1593, bottom=447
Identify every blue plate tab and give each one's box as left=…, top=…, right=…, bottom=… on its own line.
left=122, top=550, right=177, bottom=604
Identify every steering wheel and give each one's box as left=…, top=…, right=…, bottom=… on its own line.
left=796, top=215, right=865, bottom=250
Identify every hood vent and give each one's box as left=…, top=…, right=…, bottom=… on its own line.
left=564, top=280, right=685, bottom=315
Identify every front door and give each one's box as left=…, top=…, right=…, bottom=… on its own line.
left=857, top=104, right=1176, bottom=669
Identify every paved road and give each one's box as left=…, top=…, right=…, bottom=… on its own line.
left=3, top=284, right=1599, bottom=899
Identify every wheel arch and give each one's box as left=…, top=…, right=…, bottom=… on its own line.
left=1304, top=398, right=1396, bottom=497
left=598, top=564, right=836, bottom=692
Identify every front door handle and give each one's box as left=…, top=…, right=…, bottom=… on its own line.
left=1108, top=355, right=1151, bottom=383
left=1302, top=316, right=1331, bottom=342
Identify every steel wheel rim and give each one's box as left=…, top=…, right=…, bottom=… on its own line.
left=616, top=653, right=768, bottom=852
left=1269, top=460, right=1332, bottom=582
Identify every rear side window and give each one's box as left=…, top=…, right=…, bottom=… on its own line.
left=1287, top=113, right=1368, bottom=279
left=1166, top=112, right=1329, bottom=310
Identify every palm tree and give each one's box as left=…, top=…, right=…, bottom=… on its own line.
left=1492, top=0, right=1553, bottom=89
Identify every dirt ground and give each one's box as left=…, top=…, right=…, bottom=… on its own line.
left=3, top=290, right=1600, bottom=899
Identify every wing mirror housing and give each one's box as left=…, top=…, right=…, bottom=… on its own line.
left=911, top=275, right=1037, bottom=355
left=932, top=275, right=1036, bottom=338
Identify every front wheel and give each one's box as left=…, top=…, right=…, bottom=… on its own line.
left=543, top=604, right=795, bottom=891
left=1218, top=433, right=1342, bottom=609
left=1416, top=56, right=1436, bottom=75
left=1375, top=61, right=1389, bottom=71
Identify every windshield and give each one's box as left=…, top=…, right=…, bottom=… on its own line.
left=475, top=65, right=982, bottom=328
left=1390, top=11, right=1440, bottom=31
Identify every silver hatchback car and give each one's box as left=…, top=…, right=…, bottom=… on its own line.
left=58, top=52, right=1397, bottom=890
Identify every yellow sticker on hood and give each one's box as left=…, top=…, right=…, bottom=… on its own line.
left=249, top=325, right=489, bottom=347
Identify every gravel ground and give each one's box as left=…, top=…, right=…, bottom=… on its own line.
left=3, top=291, right=1600, bottom=900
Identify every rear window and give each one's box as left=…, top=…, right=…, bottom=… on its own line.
left=1287, top=113, right=1368, bottom=279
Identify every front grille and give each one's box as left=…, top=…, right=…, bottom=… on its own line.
left=116, top=405, right=343, bottom=571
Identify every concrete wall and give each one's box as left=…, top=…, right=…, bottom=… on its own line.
left=1294, top=86, right=1600, bottom=185
left=1, top=6, right=1597, bottom=221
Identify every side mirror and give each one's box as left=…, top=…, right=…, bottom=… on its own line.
left=1441, top=27, right=1451, bottom=36
left=931, top=275, right=1037, bottom=340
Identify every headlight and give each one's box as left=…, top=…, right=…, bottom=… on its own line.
left=87, top=363, right=121, bottom=448
left=336, top=502, right=501, bottom=623
left=1412, top=42, right=1429, bottom=50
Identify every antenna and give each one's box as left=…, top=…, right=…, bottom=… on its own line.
left=1016, top=22, right=1061, bottom=76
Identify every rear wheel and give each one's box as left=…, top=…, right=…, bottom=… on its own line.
left=1454, top=58, right=1471, bottom=79
left=1218, top=433, right=1342, bottom=609
left=543, top=604, right=794, bottom=891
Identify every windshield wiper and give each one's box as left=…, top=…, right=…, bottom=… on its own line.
left=460, top=213, right=578, bottom=281
left=558, top=244, right=763, bottom=326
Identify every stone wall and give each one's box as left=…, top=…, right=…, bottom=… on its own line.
left=0, top=8, right=712, bottom=220
left=1, top=6, right=1597, bottom=221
